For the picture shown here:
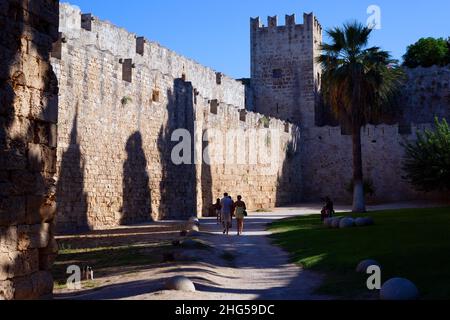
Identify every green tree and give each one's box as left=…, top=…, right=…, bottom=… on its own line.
left=403, top=37, right=450, bottom=68
left=317, top=22, right=404, bottom=212
left=403, top=118, right=450, bottom=193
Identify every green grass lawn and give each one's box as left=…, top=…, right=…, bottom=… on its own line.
left=268, top=207, right=450, bottom=300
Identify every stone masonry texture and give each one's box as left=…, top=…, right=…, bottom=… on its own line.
left=52, top=3, right=302, bottom=233
left=250, top=14, right=450, bottom=204
left=0, top=0, right=59, bottom=300
left=1, top=1, right=449, bottom=299
left=53, top=4, right=450, bottom=232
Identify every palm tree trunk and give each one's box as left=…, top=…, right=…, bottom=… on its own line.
left=352, top=124, right=366, bottom=213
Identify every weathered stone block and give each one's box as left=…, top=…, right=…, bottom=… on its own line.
left=17, top=223, right=50, bottom=250
left=10, top=170, right=36, bottom=195
left=0, top=150, right=27, bottom=171
left=28, top=143, right=43, bottom=172
left=0, top=226, right=18, bottom=253
left=30, top=94, right=58, bottom=124
left=0, top=248, right=39, bottom=281
left=0, top=279, right=14, bottom=300
left=0, top=196, right=26, bottom=226
left=48, top=123, right=57, bottom=148
left=39, top=237, right=58, bottom=271
left=42, top=146, right=57, bottom=174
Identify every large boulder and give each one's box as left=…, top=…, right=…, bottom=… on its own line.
left=339, top=218, right=355, bottom=229
left=165, top=276, right=196, bottom=292
left=380, top=278, right=420, bottom=300
left=356, top=259, right=381, bottom=273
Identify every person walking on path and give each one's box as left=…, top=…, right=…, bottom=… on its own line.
left=221, top=193, right=234, bottom=235
left=214, top=198, right=222, bottom=225
left=229, top=196, right=235, bottom=229
left=234, top=195, right=247, bottom=236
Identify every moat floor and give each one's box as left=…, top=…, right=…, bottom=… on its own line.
left=54, top=201, right=441, bottom=300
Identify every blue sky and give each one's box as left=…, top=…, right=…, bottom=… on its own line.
left=67, top=0, right=450, bottom=79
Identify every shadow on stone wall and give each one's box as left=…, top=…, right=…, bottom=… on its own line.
left=56, top=105, right=88, bottom=234
left=157, top=78, right=198, bottom=219
left=201, top=137, right=214, bottom=217
left=275, top=132, right=302, bottom=207
left=121, top=132, right=152, bottom=224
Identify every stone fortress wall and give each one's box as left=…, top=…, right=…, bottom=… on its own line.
left=1, top=0, right=449, bottom=300
left=300, top=67, right=450, bottom=203
left=1, top=0, right=59, bottom=300
left=52, top=3, right=302, bottom=233
left=250, top=13, right=323, bottom=127
left=250, top=14, right=450, bottom=204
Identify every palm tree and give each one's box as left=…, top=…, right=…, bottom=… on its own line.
left=317, top=22, right=404, bottom=212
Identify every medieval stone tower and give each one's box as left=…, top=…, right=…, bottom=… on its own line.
left=250, top=13, right=323, bottom=127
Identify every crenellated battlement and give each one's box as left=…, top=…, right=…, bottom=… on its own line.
left=58, top=3, right=245, bottom=109
left=251, top=13, right=322, bottom=34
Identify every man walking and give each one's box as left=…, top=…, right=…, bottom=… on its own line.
left=221, top=193, right=233, bottom=235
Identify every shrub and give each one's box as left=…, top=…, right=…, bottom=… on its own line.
left=402, top=118, right=450, bottom=192
left=121, top=96, right=132, bottom=106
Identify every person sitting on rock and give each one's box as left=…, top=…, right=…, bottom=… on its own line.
left=321, top=196, right=335, bottom=221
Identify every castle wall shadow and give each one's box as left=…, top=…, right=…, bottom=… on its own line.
left=56, top=105, right=89, bottom=233
left=157, top=79, right=198, bottom=219
left=122, top=131, right=152, bottom=224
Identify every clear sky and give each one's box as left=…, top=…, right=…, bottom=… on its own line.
left=66, top=0, right=450, bottom=79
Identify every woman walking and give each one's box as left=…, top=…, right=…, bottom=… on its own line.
left=234, top=195, right=247, bottom=236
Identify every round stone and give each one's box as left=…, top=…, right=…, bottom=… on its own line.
left=190, top=225, right=200, bottom=232
left=339, top=217, right=355, bottom=229
left=189, top=217, right=200, bottom=227
left=165, top=276, right=196, bottom=292
left=363, top=217, right=375, bottom=226
left=331, top=218, right=342, bottom=228
left=380, top=278, right=420, bottom=300
left=356, top=259, right=381, bottom=273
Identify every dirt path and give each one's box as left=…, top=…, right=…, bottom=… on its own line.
left=55, top=207, right=331, bottom=300
left=55, top=201, right=445, bottom=300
